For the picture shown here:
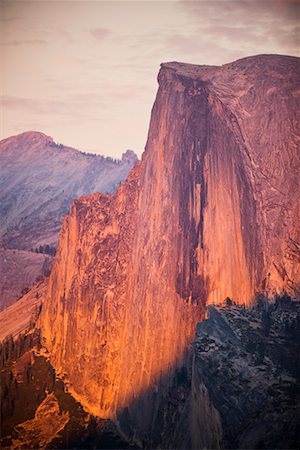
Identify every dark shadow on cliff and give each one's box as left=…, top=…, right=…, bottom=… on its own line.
left=115, top=361, right=194, bottom=449
left=113, top=297, right=300, bottom=450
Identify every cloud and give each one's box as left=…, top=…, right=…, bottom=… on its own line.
left=155, top=33, right=237, bottom=64
left=273, top=26, right=300, bottom=47
left=2, top=96, right=65, bottom=115
left=175, top=0, right=299, bottom=59
left=1, top=15, right=22, bottom=23
left=179, top=0, right=300, bottom=32
left=0, top=39, right=48, bottom=46
left=1, top=95, right=103, bottom=120
left=46, top=26, right=75, bottom=43
left=89, top=27, right=111, bottom=41
left=1, top=84, right=145, bottom=120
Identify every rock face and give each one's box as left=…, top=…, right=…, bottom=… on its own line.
left=1, top=349, right=135, bottom=450
left=11, top=393, right=69, bottom=449
left=40, top=55, right=300, bottom=441
left=0, top=131, right=138, bottom=307
left=41, top=163, right=202, bottom=432
left=191, top=301, right=300, bottom=449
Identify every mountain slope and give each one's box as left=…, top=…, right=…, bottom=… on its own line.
left=0, top=247, right=50, bottom=311
left=40, top=54, right=300, bottom=442
left=0, top=131, right=138, bottom=250
left=0, top=131, right=138, bottom=308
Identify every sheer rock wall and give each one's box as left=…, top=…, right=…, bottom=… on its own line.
left=40, top=55, right=300, bottom=441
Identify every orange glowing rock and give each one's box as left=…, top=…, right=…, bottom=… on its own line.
left=40, top=55, right=300, bottom=438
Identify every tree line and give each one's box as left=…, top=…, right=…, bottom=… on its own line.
left=31, top=244, right=56, bottom=256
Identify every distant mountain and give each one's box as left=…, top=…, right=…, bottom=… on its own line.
left=0, top=131, right=138, bottom=309
left=0, top=131, right=138, bottom=250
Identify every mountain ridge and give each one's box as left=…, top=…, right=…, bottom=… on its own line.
left=0, top=130, right=138, bottom=161
left=0, top=130, right=139, bottom=248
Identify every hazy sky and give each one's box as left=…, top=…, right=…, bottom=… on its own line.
left=1, top=0, right=299, bottom=157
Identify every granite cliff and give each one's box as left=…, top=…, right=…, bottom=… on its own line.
left=40, top=54, right=300, bottom=443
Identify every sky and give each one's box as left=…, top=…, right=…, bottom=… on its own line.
left=1, top=0, right=299, bottom=158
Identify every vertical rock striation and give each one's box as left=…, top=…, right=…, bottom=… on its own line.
left=40, top=55, right=300, bottom=440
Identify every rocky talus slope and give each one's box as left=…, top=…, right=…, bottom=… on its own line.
left=40, top=55, right=300, bottom=442
left=0, top=131, right=137, bottom=308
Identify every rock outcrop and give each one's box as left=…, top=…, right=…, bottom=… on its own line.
left=11, top=393, right=69, bottom=449
left=0, top=349, right=135, bottom=449
left=40, top=55, right=300, bottom=441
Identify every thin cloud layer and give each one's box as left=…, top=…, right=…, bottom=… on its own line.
left=90, top=27, right=111, bottom=40
left=179, top=0, right=299, bottom=52
left=1, top=39, right=48, bottom=46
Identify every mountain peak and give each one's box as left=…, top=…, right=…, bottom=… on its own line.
left=17, top=130, right=53, bottom=141
left=0, top=131, right=54, bottom=148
